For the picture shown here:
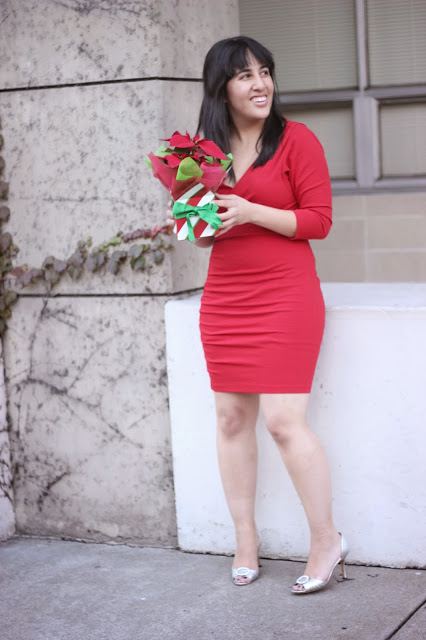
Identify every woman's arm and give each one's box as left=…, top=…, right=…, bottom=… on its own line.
left=213, top=195, right=297, bottom=238
left=214, top=124, right=332, bottom=240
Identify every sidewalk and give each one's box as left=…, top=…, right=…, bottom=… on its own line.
left=0, top=536, right=425, bottom=640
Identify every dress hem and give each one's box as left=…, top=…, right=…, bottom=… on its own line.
left=210, top=385, right=313, bottom=394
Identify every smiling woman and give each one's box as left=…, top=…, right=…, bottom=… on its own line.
left=225, top=56, right=274, bottom=129
left=181, top=36, right=348, bottom=595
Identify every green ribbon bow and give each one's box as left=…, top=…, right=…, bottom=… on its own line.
left=172, top=201, right=223, bottom=242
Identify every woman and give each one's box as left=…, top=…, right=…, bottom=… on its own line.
left=186, top=36, right=348, bottom=594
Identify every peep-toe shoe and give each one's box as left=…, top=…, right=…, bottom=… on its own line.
left=232, top=566, right=259, bottom=586
left=291, top=532, right=349, bottom=595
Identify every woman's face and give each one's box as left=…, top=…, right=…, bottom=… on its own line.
left=225, top=52, right=274, bottom=127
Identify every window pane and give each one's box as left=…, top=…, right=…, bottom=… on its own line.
left=282, top=107, right=355, bottom=179
left=239, top=0, right=357, bottom=92
left=380, top=103, right=426, bottom=177
left=367, top=0, right=426, bottom=86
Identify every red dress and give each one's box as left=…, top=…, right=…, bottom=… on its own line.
left=199, top=119, right=332, bottom=393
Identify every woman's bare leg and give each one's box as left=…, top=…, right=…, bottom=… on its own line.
left=214, top=391, right=260, bottom=583
left=260, top=393, right=341, bottom=589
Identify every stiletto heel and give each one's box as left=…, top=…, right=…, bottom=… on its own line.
left=340, top=557, right=347, bottom=579
left=291, top=532, right=349, bottom=595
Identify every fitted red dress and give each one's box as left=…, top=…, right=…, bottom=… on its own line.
left=199, top=119, right=332, bottom=393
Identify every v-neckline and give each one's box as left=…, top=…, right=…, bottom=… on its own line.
left=222, top=161, right=255, bottom=191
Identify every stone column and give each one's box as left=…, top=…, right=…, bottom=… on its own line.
left=0, top=0, right=238, bottom=544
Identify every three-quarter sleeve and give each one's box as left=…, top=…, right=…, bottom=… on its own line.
left=286, top=123, right=332, bottom=240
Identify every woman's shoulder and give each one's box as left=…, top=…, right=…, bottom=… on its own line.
left=281, top=117, right=323, bottom=150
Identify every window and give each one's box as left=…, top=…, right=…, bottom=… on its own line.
left=239, top=0, right=426, bottom=191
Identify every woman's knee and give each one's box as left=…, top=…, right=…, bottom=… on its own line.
left=216, top=403, right=257, bottom=439
left=263, top=410, right=306, bottom=446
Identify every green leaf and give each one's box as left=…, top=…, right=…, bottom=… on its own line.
left=21, top=268, right=44, bottom=287
left=67, top=265, right=82, bottom=280
left=42, top=256, right=55, bottom=268
left=45, top=269, right=61, bottom=287
left=131, top=255, right=146, bottom=271
left=154, top=145, right=170, bottom=158
left=4, top=290, right=18, bottom=307
left=53, top=259, right=67, bottom=273
left=108, top=236, right=122, bottom=246
left=0, top=232, right=12, bottom=253
left=69, top=250, right=84, bottom=267
left=107, top=258, right=119, bottom=275
left=176, top=156, right=203, bottom=181
left=111, top=250, right=127, bottom=262
left=0, top=182, right=9, bottom=200
left=129, top=244, right=143, bottom=260
left=153, top=249, right=164, bottom=265
left=0, top=206, right=10, bottom=222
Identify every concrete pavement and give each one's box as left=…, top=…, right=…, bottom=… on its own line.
left=0, top=536, right=425, bottom=640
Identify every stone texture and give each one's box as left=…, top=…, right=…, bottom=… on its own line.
left=311, top=218, right=365, bottom=251
left=0, top=342, right=15, bottom=540
left=367, top=214, right=426, bottom=250
left=0, top=0, right=160, bottom=88
left=0, top=79, right=209, bottom=294
left=0, top=0, right=239, bottom=88
left=367, top=250, right=426, bottom=282
left=363, top=193, right=426, bottom=217
left=312, top=193, right=426, bottom=282
left=313, top=249, right=367, bottom=282
left=0, top=0, right=238, bottom=547
left=5, top=296, right=177, bottom=545
left=159, top=0, right=239, bottom=78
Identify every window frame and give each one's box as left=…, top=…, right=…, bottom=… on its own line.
left=277, top=0, right=426, bottom=193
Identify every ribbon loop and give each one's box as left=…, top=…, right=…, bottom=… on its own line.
left=172, top=201, right=223, bottom=242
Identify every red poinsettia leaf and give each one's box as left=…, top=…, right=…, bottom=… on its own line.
left=193, top=134, right=201, bottom=142
left=197, top=139, right=227, bottom=160
left=168, top=131, right=194, bottom=148
left=164, top=154, right=182, bottom=168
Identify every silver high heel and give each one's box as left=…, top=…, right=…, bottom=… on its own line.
left=232, top=566, right=259, bottom=586
left=291, top=532, right=349, bottom=595
left=232, top=538, right=261, bottom=586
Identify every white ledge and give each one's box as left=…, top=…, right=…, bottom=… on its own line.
left=165, top=284, right=426, bottom=568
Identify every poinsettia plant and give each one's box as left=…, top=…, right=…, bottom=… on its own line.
left=147, top=131, right=232, bottom=242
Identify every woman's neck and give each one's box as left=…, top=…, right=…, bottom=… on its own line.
left=229, top=119, right=264, bottom=147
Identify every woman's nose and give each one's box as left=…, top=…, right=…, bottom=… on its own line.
left=252, top=72, right=266, bottom=90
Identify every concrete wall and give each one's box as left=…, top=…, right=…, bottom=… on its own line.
left=166, top=285, right=426, bottom=568
left=0, top=0, right=239, bottom=543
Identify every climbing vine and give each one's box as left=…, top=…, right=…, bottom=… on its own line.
left=0, top=116, right=173, bottom=335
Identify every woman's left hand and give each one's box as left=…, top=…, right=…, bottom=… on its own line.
left=213, top=194, right=254, bottom=235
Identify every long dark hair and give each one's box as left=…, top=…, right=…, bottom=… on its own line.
left=197, top=36, right=285, bottom=180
